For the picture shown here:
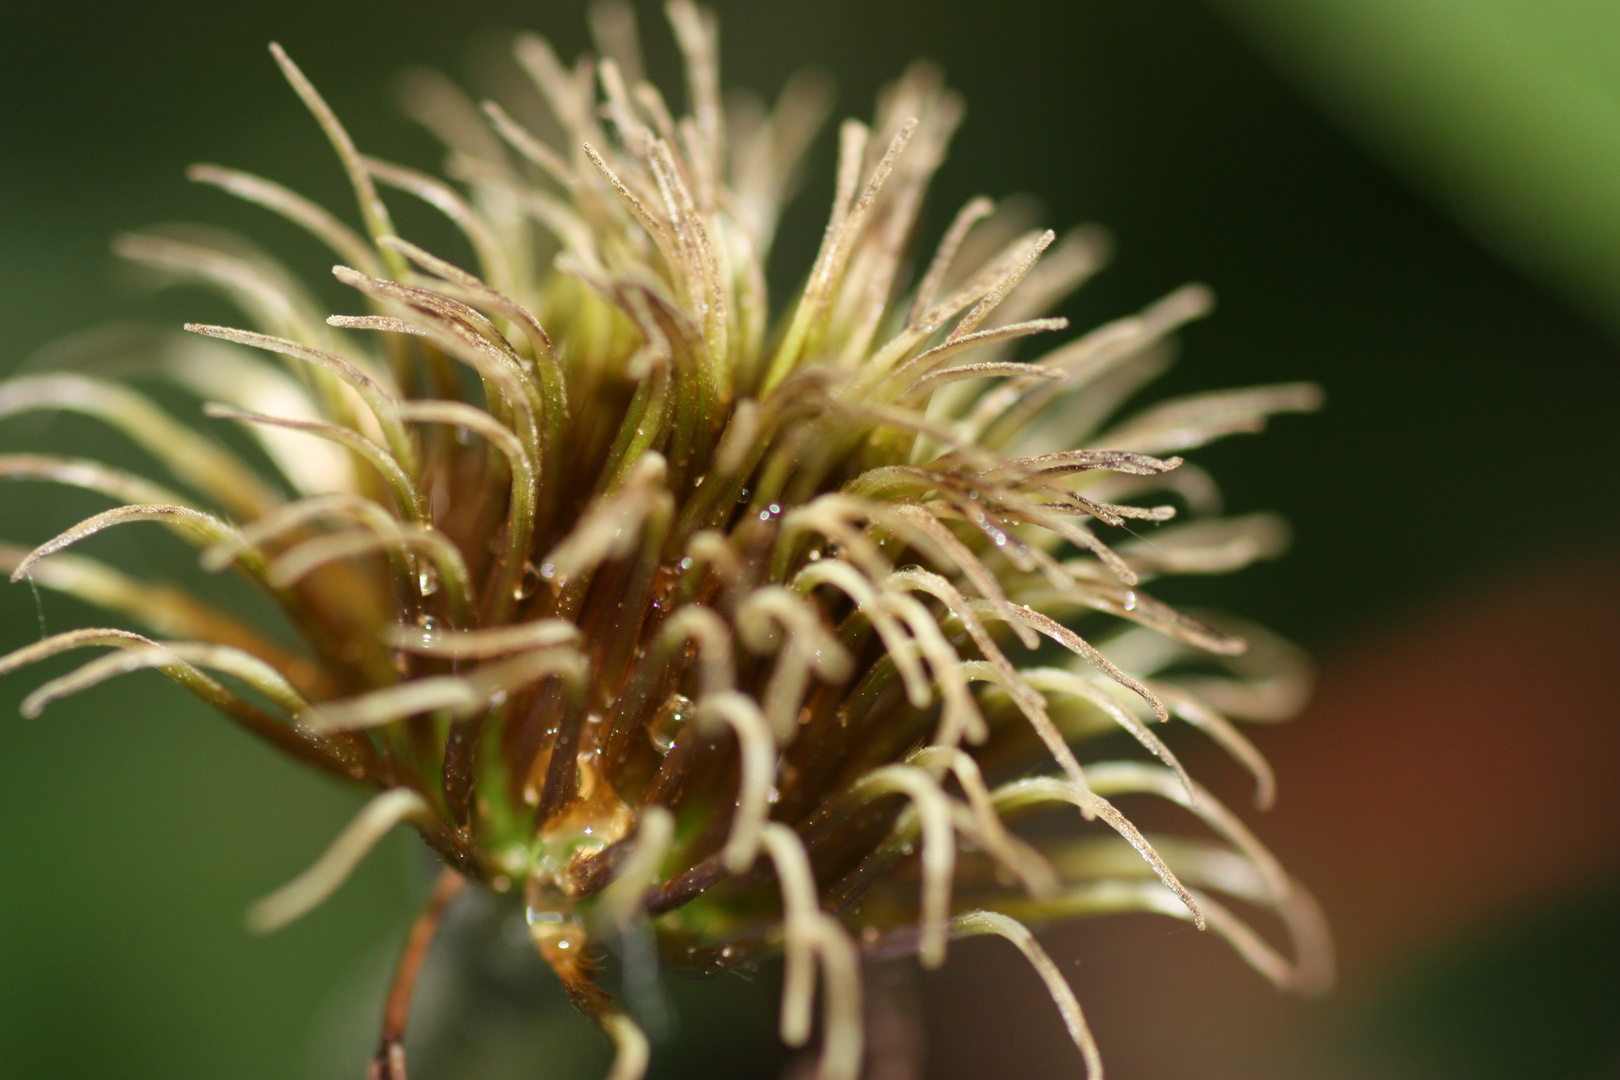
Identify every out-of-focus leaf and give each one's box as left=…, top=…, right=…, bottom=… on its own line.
left=1209, top=0, right=1620, bottom=333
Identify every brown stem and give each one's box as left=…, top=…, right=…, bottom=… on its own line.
left=368, top=868, right=466, bottom=1080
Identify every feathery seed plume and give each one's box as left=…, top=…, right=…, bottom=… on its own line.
left=0, top=4, right=1327, bottom=1077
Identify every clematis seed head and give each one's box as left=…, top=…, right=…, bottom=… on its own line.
left=0, top=4, right=1327, bottom=1078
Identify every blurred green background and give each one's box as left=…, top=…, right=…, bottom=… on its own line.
left=2, top=1, right=1617, bottom=1078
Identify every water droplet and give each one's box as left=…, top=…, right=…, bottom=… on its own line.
left=539, top=561, right=557, bottom=580
left=693, top=474, right=705, bottom=487
left=758, top=509, right=771, bottom=521
left=454, top=425, right=474, bottom=445
left=416, top=613, right=439, bottom=637
left=1123, top=590, right=1138, bottom=612
left=720, top=945, right=736, bottom=959
left=806, top=548, right=822, bottom=562
left=767, top=786, right=780, bottom=805
left=514, top=561, right=543, bottom=600
left=648, top=693, right=695, bottom=754
left=678, top=556, right=694, bottom=571
left=489, top=689, right=508, bottom=706
left=521, top=784, right=540, bottom=806
left=736, top=488, right=751, bottom=504
left=417, top=565, right=440, bottom=596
